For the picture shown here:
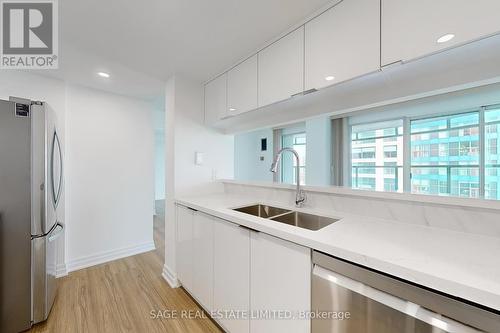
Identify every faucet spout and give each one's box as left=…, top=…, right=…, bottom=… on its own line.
left=270, top=147, right=307, bottom=207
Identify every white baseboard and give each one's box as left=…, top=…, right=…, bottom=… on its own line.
left=56, top=263, right=68, bottom=278
left=162, top=264, right=180, bottom=288
left=67, top=241, right=156, bottom=273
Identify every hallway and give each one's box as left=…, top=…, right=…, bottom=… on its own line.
left=29, top=214, right=221, bottom=333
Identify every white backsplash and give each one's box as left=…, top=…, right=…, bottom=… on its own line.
left=223, top=182, right=500, bottom=238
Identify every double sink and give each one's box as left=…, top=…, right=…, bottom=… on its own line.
left=233, top=204, right=339, bottom=231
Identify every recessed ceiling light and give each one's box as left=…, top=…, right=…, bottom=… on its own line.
left=437, top=34, right=455, bottom=44
left=325, top=76, right=335, bottom=81
left=97, top=72, right=110, bottom=78
left=229, top=108, right=236, bottom=111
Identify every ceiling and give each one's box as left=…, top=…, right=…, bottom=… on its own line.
left=42, top=0, right=332, bottom=100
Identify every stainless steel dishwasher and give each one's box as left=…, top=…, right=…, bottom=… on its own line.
left=312, top=251, right=500, bottom=333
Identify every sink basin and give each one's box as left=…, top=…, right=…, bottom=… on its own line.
left=233, top=204, right=339, bottom=231
left=270, top=211, right=339, bottom=231
left=233, top=204, right=290, bottom=218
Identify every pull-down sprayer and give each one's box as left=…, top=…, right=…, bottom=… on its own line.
left=270, top=147, right=306, bottom=207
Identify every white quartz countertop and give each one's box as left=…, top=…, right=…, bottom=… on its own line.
left=176, top=193, right=500, bottom=311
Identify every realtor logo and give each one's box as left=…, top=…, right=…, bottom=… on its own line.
left=1, top=0, right=58, bottom=69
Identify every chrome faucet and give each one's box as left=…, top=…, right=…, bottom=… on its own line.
left=270, top=147, right=307, bottom=207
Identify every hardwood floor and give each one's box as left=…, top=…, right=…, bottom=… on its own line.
left=29, top=214, right=222, bottom=333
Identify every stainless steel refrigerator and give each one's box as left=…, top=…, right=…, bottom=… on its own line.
left=0, top=98, right=64, bottom=333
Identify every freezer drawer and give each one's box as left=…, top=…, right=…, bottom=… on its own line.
left=32, top=222, right=63, bottom=324
left=312, top=252, right=499, bottom=333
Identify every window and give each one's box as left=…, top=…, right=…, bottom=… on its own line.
left=384, top=145, right=398, bottom=158
left=281, top=131, right=306, bottom=185
left=488, top=139, right=497, bottom=155
left=485, top=107, right=500, bottom=200
left=410, top=112, right=480, bottom=199
left=352, top=147, right=376, bottom=159
left=351, top=121, right=403, bottom=192
left=384, top=178, right=397, bottom=192
left=349, top=105, right=500, bottom=200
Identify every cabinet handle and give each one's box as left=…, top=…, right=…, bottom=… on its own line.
left=381, top=60, right=403, bottom=70
left=187, top=207, right=198, bottom=212
left=303, top=88, right=318, bottom=95
left=239, top=225, right=260, bottom=233
left=291, top=88, right=317, bottom=98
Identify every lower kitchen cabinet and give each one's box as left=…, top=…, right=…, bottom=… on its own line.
left=192, top=212, right=214, bottom=312
left=176, top=205, right=194, bottom=293
left=213, top=219, right=250, bottom=333
left=176, top=204, right=312, bottom=333
left=176, top=206, right=215, bottom=311
left=250, top=231, right=311, bottom=333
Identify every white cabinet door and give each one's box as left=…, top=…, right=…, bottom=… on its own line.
left=258, top=27, right=304, bottom=107
left=250, top=232, right=311, bottom=333
left=213, top=220, right=250, bottom=333
left=227, top=55, right=258, bottom=116
left=382, top=0, right=500, bottom=66
left=204, top=74, right=227, bottom=125
left=176, top=205, right=194, bottom=292
left=305, top=0, right=380, bottom=91
left=192, top=212, right=214, bottom=312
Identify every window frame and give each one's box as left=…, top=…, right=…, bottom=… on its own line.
left=409, top=109, right=483, bottom=198
left=347, top=104, right=500, bottom=199
left=350, top=119, right=404, bottom=192
left=279, top=129, right=306, bottom=185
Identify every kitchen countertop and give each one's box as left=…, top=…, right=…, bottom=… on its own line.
left=176, top=193, right=500, bottom=311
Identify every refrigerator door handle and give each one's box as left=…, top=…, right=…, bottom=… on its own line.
left=51, top=130, right=63, bottom=208
left=48, top=222, right=64, bottom=242
left=31, top=221, right=58, bottom=239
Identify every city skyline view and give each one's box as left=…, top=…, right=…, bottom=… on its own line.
left=351, top=107, right=500, bottom=200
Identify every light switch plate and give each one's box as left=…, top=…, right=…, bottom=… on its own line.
left=195, top=152, right=204, bottom=165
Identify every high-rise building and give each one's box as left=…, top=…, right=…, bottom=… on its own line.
left=351, top=121, right=404, bottom=193
left=351, top=107, right=500, bottom=200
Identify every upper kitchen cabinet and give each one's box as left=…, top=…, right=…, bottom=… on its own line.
left=258, top=27, right=304, bottom=107
left=305, top=0, right=380, bottom=91
left=382, top=0, right=500, bottom=66
left=204, top=74, right=227, bottom=125
left=227, top=55, right=258, bottom=116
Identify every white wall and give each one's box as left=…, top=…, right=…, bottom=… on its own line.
left=163, top=75, right=234, bottom=287
left=174, top=77, right=234, bottom=196
left=164, top=77, right=176, bottom=281
left=234, top=128, right=274, bottom=182
left=153, top=99, right=166, bottom=202
left=234, top=117, right=332, bottom=186
left=1, top=71, right=157, bottom=274
left=155, top=132, right=166, bottom=200
left=65, top=85, right=155, bottom=271
left=305, top=116, right=331, bottom=186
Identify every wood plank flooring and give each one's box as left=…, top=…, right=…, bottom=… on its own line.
left=29, top=214, right=222, bottom=333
